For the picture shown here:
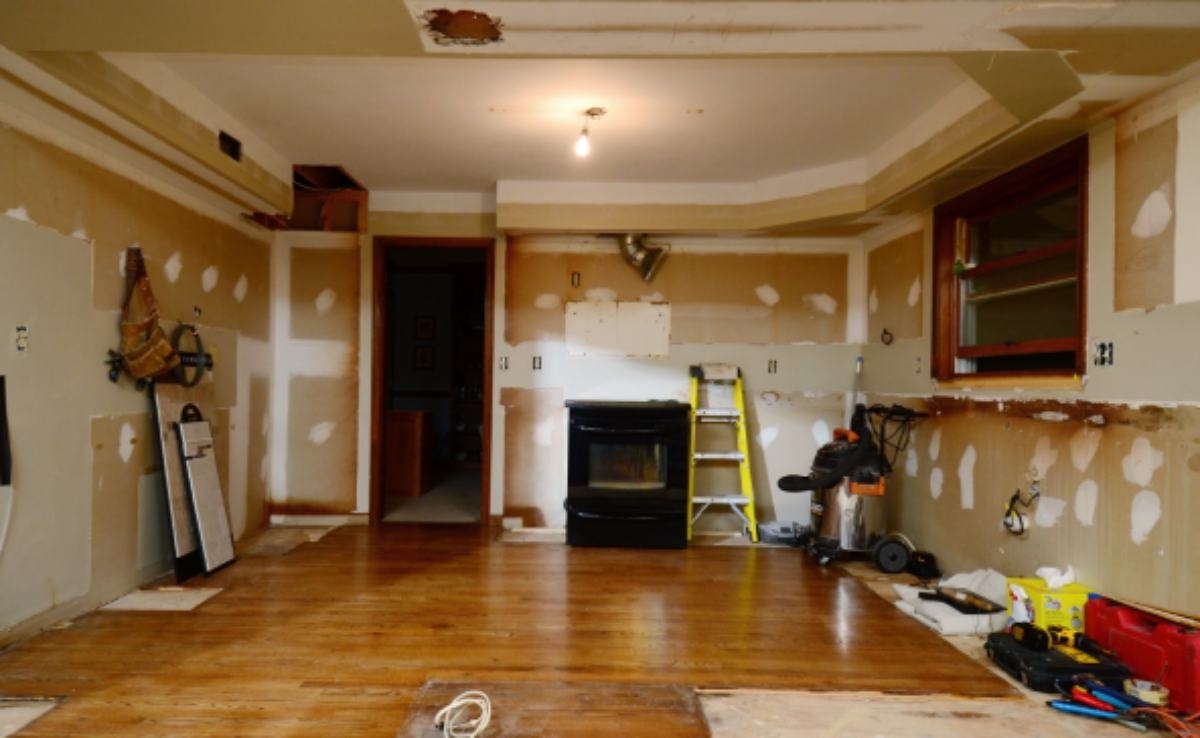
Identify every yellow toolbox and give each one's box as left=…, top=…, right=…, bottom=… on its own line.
left=1006, top=577, right=1090, bottom=630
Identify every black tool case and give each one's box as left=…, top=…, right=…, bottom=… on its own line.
left=985, top=632, right=1130, bottom=692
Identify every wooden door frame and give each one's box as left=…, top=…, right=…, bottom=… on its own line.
left=370, top=236, right=495, bottom=525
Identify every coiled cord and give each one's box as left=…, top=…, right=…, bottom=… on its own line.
left=433, top=690, right=491, bottom=738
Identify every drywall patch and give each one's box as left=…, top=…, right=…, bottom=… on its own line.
left=4, top=205, right=32, bottom=223
left=1074, top=479, right=1098, bottom=527
left=640, top=291, right=665, bottom=302
left=1122, top=437, right=1164, bottom=487
left=201, top=265, right=219, bottom=293
left=163, top=251, right=183, bottom=283
left=957, top=445, right=977, bottom=510
left=1034, top=496, right=1067, bottom=528
left=928, top=427, right=942, bottom=462
left=71, top=227, right=89, bottom=241
left=802, top=293, right=838, bottom=315
left=233, top=274, right=249, bottom=303
left=118, top=422, right=136, bottom=464
left=755, top=284, right=780, bottom=307
left=308, top=421, right=336, bottom=446
left=532, top=419, right=555, bottom=447
left=1130, top=489, right=1162, bottom=545
left=1070, top=426, right=1102, bottom=472
left=534, top=293, right=561, bottom=310
left=585, top=287, right=617, bottom=302
left=1131, top=185, right=1173, bottom=239
left=868, top=288, right=879, bottom=314
left=314, top=288, right=337, bottom=317
left=757, top=426, right=780, bottom=450
left=1029, top=436, right=1058, bottom=479
left=930, top=467, right=944, bottom=500
left=812, top=420, right=832, bottom=447
left=906, top=277, right=921, bottom=307
left=904, top=448, right=918, bottom=478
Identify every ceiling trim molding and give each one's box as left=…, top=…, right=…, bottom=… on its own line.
left=368, top=211, right=498, bottom=240
left=16, top=51, right=293, bottom=213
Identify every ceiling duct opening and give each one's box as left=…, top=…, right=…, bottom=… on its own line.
left=618, top=234, right=668, bottom=282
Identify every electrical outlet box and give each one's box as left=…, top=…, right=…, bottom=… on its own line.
left=1093, top=340, right=1114, bottom=367
left=14, top=326, right=29, bottom=353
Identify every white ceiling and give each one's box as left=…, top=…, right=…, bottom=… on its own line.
left=152, top=54, right=969, bottom=191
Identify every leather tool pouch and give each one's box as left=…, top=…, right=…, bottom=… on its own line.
left=120, top=248, right=179, bottom=380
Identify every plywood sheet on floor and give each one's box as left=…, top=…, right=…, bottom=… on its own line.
left=0, top=700, right=58, bottom=737
left=237, top=526, right=335, bottom=557
left=101, top=587, right=222, bottom=611
left=699, top=690, right=1136, bottom=738
left=399, top=681, right=708, bottom=738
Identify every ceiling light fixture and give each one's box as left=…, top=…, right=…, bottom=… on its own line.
left=575, top=107, right=605, bottom=158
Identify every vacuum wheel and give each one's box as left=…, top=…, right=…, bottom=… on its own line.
left=873, top=535, right=911, bottom=574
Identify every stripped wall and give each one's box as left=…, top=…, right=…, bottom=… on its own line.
left=866, top=78, right=1200, bottom=615
left=494, top=235, right=863, bottom=531
left=0, top=124, right=271, bottom=641
left=269, top=231, right=361, bottom=517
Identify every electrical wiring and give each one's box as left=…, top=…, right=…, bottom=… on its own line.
left=1003, top=481, right=1040, bottom=535
left=433, top=690, right=491, bottom=738
left=1129, top=707, right=1200, bottom=737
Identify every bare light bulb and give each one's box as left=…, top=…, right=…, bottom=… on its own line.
left=574, top=129, right=591, bottom=157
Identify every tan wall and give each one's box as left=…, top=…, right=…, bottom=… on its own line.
left=0, top=126, right=271, bottom=641
left=866, top=230, right=924, bottom=344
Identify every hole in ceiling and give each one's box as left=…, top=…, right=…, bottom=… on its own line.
left=423, top=9, right=504, bottom=46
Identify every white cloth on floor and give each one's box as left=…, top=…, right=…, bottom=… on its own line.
left=892, top=569, right=1009, bottom=636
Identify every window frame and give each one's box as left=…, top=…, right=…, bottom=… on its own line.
left=931, top=137, right=1089, bottom=381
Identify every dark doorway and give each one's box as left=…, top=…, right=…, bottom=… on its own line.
left=371, top=238, right=492, bottom=525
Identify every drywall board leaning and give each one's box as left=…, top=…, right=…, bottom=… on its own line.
left=176, top=405, right=235, bottom=573
left=152, top=382, right=206, bottom=580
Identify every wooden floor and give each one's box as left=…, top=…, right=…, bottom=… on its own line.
left=0, top=525, right=1013, bottom=736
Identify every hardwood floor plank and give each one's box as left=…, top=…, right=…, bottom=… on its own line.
left=0, top=525, right=1013, bottom=736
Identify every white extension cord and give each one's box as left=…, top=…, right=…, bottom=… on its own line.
left=433, top=690, right=491, bottom=738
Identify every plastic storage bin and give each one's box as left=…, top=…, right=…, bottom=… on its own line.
left=1006, top=577, right=1090, bottom=630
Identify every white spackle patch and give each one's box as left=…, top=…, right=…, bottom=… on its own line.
left=958, top=445, right=977, bottom=510
left=585, top=287, right=617, bottom=302
left=928, top=427, right=942, bottom=462
left=234, top=274, right=249, bottom=303
left=906, top=276, right=921, bottom=307
left=1070, top=426, right=1102, bottom=472
left=533, top=293, right=561, bottom=310
left=760, top=391, right=780, bottom=405
left=1085, top=414, right=1106, bottom=426
left=868, top=288, right=879, bottom=314
left=639, top=291, right=666, bottom=302
left=1130, top=185, right=1173, bottom=239
left=164, top=251, right=183, bottom=283
left=532, top=419, right=555, bottom=447
left=71, top=227, right=90, bottom=241
left=4, top=205, right=31, bottom=222
left=811, top=420, right=832, bottom=446
left=1074, top=480, right=1099, bottom=527
left=755, top=284, right=780, bottom=307
left=757, top=426, right=780, bottom=450
left=930, top=467, right=944, bottom=500
left=308, top=421, right=336, bottom=446
left=1035, top=496, right=1068, bottom=528
left=802, top=293, right=838, bottom=315
left=201, top=265, right=219, bottom=293
left=118, top=422, right=136, bottom=464
left=1035, top=411, right=1069, bottom=422
left=315, top=288, right=337, bottom=317
left=904, top=448, right=919, bottom=478
left=1130, top=489, right=1162, bottom=545
left=1029, top=436, right=1059, bottom=479
left=1122, top=437, right=1164, bottom=487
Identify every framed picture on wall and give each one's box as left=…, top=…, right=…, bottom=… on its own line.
left=414, top=316, right=436, bottom=341
left=413, top=345, right=434, bottom=370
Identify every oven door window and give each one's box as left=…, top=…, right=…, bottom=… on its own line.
left=588, top=441, right=667, bottom=490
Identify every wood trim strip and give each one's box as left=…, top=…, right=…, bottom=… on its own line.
left=957, top=337, right=1079, bottom=359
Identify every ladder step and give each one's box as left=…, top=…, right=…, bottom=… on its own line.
left=693, top=451, right=745, bottom=462
left=696, top=408, right=740, bottom=420
left=692, top=495, right=750, bottom=506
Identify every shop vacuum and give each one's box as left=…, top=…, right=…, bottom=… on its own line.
left=777, top=403, right=926, bottom=571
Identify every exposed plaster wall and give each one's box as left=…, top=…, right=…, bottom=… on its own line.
left=862, top=80, right=1200, bottom=615
left=269, top=231, right=360, bottom=516
left=0, top=126, right=270, bottom=642
left=493, top=235, right=864, bottom=531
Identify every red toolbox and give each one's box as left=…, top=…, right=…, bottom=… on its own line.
left=1085, top=597, right=1200, bottom=713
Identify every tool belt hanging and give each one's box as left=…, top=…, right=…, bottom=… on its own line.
left=119, top=247, right=180, bottom=380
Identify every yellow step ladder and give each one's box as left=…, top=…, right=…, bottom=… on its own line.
left=688, top=363, right=758, bottom=542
